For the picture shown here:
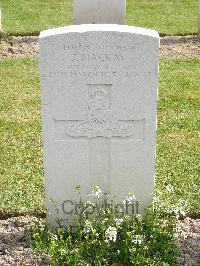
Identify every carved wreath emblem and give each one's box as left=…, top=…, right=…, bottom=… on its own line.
left=66, top=88, right=134, bottom=138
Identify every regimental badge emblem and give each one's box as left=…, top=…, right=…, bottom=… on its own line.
left=66, top=88, right=134, bottom=138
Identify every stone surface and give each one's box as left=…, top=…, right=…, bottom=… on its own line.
left=39, top=24, right=159, bottom=225
left=73, top=0, right=126, bottom=24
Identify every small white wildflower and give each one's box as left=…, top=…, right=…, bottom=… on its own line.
left=179, top=210, right=186, bottom=217
left=114, top=218, right=123, bottom=227
left=166, top=184, right=174, bottom=193
left=83, top=220, right=94, bottom=233
left=126, top=193, right=136, bottom=203
left=54, top=235, right=58, bottom=240
left=132, top=235, right=143, bottom=245
left=92, top=186, right=103, bottom=198
left=101, top=210, right=106, bottom=215
left=105, top=226, right=117, bottom=242
left=84, top=200, right=95, bottom=214
left=136, top=213, right=142, bottom=219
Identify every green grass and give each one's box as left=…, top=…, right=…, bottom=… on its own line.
left=127, top=0, right=198, bottom=35
left=0, top=59, right=44, bottom=214
left=1, top=0, right=73, bottom=35
left=156, top=59, right=200, bottom=216
left=1, top=0, right=198, bottom=35
left=0, top=58, right=199, bottom=216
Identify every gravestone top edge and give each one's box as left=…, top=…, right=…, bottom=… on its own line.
left=39, top=24, right=159, bottom=39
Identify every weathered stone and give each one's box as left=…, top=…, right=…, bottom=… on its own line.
left=73, top=0, right=126, bottom=24
left=39, top=24, right=160, bottom=225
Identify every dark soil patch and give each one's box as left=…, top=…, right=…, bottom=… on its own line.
left=0, top=216, right=50, bottom=266
left=178, top=217, right=200, bottom=266
left=160, top=36, right=200, bottom=58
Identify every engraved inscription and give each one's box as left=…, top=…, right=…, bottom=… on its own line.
left=71, top=53, right=124, bottom=62
left=41, top=70, right=138, bottom=80
left=66, top=88, right=134, bottom=139
left=64, top=44, right=136, bottom=51
left=41, top=70, right=141, bottom=80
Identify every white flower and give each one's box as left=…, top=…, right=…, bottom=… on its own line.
left=126, top=193, right=136, bottom=203
left=132, top=235, right=143, bottom=245
left=83, top=220, right=94, bottom=233
left=54, top=234, right=58, bottom=240
left=179, top=210, right=186, bottom=217
left=92, top=186, right=103, bottom=198
left=114, top=218, right=123, bottom=227
left=166, top=184, right=174, bottom=193
left=105, top=226, right=117, bottom=242
left=136, top=213, right=142, bottom=219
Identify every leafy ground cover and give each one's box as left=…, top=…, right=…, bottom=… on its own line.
left=0, top=57, right=199, bottom=216
left=31, top=191, right=179, bottom=266
left=1, top=0, right=198, bottom=35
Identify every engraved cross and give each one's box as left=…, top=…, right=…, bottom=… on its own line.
left=56, top=84, right=145, bottom=194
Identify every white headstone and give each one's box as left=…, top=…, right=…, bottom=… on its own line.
left=73, top=0, right=126, bottom=25
left=39, top=24, right=159, bottom=225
